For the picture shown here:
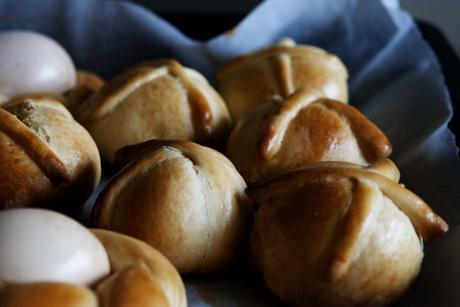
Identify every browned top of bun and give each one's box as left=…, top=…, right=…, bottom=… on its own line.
left=0, top=94, right=100, bottom=210
left=65, top=70, right=105, bottom=112
left=248, top=161, right=448, bottom=241
left=91, top=229, right=187, bottom=307
left=96, top=263, right=170, bottom=307
left=0, top=282, right=97, bottom=307
left=215, top=40, right=349, bottom=120
left=216, top=43, right=347, bottom=82
left=226, top=88, right=392, bottom=184
left=77, top=59, right=225, bottom=141
left=256, top=92, right=391, bottom=162
left=92, top=140, right=252, bottom=273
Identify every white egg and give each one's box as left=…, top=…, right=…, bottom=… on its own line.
left=0, top=30, right=76, bottom=98
left=0, top=208, right=110, bottom=285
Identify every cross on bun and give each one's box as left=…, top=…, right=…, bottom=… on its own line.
left=92, top=140, right=253, bottom=273
left=0, top=94, right=100, bottom=212
left=216, top=39, right=348, bottom=121
left=248, top=161, right=448, bottom=306
left=227, top=88, right=391, bottom=184
left=75, top=60, right=231, bottom=162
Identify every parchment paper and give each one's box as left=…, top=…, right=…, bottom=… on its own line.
left=1, top=0, right=459, bottom=305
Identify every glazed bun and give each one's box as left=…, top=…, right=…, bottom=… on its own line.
left=0, top=94, right=100, bottom=211
left=92, top=229, right=186, bottom=307
left=216, top=38, right=348, bottom=121
left=0, top=282, right=97, bottom=307
left=248, top=161, right=447, bottom=306
left=97, top=263, right=171, bottom=307
left=65, top=70, right=104, bottom=113
left=227, top=88, right=391, bottom=184
left=75, top=60, right=231, bottom=162
left=92, top=140, right=253, bottom=273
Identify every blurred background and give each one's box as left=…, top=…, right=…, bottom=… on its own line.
left=128, top=0, right=459, bottom=55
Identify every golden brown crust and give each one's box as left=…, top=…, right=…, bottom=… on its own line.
left=96, top=263, right=170, bottom=307
left=0, top=282, right=97, bottom=307
left=75, top=59, right=231, bottom=162
left=216, top=45, right=348, bottom=82
left=0, top=108, right=70, bottom=184
left=92, top=140, right=252, bottom=273
left=257, top=87, right=324, bottom=159
left=75, top=70, right=104, bottom=90
left=248, top=160, right=447, bottom=306
left=273, top=53, right=295, bottom=97
left=135, top=60, right=216, bottom=140
left=247, top=161, right=448, bottom=241
left=250, top=165, right=425, bottom=306
left=113, top=139, right=233, bottom=172
left=367, top=158, right=400, bottom=181
left=77, top=61, right=191, bottom=121
left=227, top=92, right=392, bottom=184
left=5, top=92, right=66, bottom=105
left=91, top=229, right=186, bottom=307
left=76, top=65, right=167, bottom=121
left=318, top=99, right=392, bottom=162
left=326, top=179, right=377, bottom=282
left=65, top=70, right=104, bottom=112
left=216, top=40, right=348, bottom=120
left=0, top=95, right=101, bottom=211
left=170, top=64, right=214, bottom=140
left=112, top=139, right=178, bottom=170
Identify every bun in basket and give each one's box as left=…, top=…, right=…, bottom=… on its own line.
left=216, top=38, right=348, bottom=120
left=0, top=282, right=97, bottom=307
left=227, top=88, right=391, bottom=184
left=248, top=161, right=448, bottom=306
left=0, top=94, right=100, bottom=211
left=65, top=70, right=104, bottom=113
left=92, top=140, right=253, bottom=273
left=75, top=60, right=232, bottom=162
left=92, top=229, right=186, bottom=307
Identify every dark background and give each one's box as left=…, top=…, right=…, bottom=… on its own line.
left=123, top=0, right=460, bottom=55
left=127, top=0, right=261, bottom=13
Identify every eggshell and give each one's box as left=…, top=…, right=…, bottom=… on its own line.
left=0, top=208, right=110, bottom=285
left=0, top=30, right=76, bottom=98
